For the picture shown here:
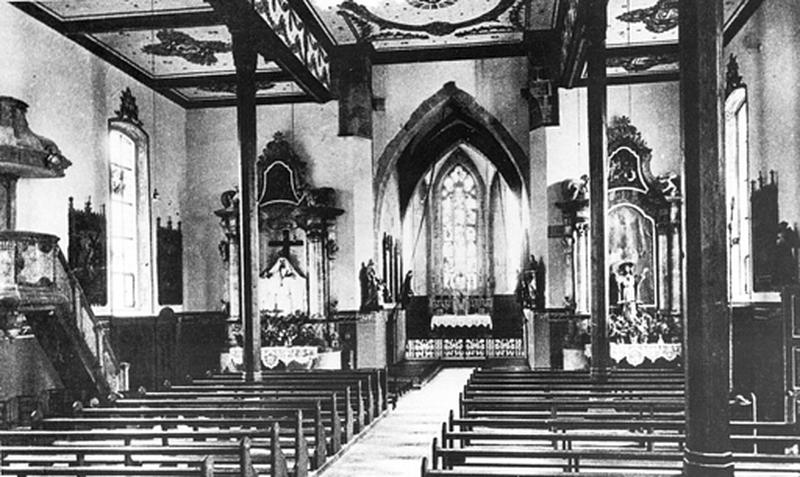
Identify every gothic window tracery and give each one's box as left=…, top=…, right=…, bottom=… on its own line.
left=440, top=163, right=480, bottom=293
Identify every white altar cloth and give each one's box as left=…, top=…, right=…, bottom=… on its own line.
left=221, top=346, right=319, bottom=371
left=609, top=343, right=681, bottom=367
left=430, top=314, right=493, bottom=329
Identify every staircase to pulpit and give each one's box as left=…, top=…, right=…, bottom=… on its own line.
left=0, top=96, right=127, bottom=426
left=0, top=232, right=129, bottom=415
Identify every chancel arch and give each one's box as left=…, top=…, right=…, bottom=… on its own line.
left=374, top=81, right=529, bottom=230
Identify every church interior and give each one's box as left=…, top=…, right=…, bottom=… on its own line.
left=1, top=0, right=800, bottom=475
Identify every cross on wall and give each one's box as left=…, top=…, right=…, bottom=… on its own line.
left=268, top=229, right=303, bottom=258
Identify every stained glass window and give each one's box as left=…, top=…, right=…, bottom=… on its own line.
left=440, top=164, right=479, bottom=293
left=109, top=129, right=138, bottom=309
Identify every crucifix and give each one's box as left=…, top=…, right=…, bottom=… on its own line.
left=269, top=230, right=303, bottom=258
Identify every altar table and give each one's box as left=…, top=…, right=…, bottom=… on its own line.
left=430, top=314, right=493, bottom=330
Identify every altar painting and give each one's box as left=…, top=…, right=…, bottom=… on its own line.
left=608, top=203, right=656, bottom=306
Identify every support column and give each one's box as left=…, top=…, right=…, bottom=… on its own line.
left=232, top=31, right=261, bottom=382
left=680, top=0, right=732, bottom=475
left=587, top=0, right=609, bottom=381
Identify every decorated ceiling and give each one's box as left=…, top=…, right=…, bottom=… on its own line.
left=15, top=0, right=757, bottom=107
left=313, top=0, right=557, bottom=49
left=601, top=0, right=750, bottom=82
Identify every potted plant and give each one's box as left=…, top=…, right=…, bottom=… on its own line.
left=562, top=316, right=590, bottom=370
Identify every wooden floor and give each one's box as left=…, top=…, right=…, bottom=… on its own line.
left=318, top=368, right=473, bottom=477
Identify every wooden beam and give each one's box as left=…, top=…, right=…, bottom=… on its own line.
left=586, top=0, right=609, bottom=382
left=723, top=0, right=765, bottom=45
left=680, top=0, right=733, bottom=474
left=371, top=42, right=528, bottom=65
left=61, top=11, right=220, bottom=34
left=206, top=0, right=332, bottom=102
left=152, top=71, right=293, bottom=89
left=231, top=29, right=262, bottom=382
left=183, top=94, right=316, bottom=109
left=607, top=43, right=679, bottom=58
left=575, top=71, right=679, bottom=87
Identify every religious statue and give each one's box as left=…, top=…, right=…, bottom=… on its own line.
left=562, top=174, right=589, bottom=202
left=359, top=260, right=383, bottom=312
left=516, top=255, right=544, bottom=310
left=613, top=261, right=648, bottom=306
left=400, top=270, right=414, bottom=309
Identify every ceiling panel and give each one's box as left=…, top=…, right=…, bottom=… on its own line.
left=607, top=0, right=678, bottom=47
left=36, top=0, right=210, bottom=19
left=309, top=0, right=557, bottom=49
left=90, top=27, right=278, bottom=77
left=174, top=81, right=302, bottom=100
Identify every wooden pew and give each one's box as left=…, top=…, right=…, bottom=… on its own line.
left=78, top=396, right=348, bottom=452
left=44, top=405, right=331, bottom=470
left=124, top=384, right=365, bottom=432
left=197, top=368, right=388, bottom=414
left=0, top=431, right=277, bottom=477
left=109, top=391, right=359, bottom=440
left=143, top=382, right=373, bottom=428
left=427, top=367, right=798, bottom=477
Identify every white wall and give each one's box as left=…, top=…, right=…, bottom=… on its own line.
left=1, top=3, right=187, bottom=315
left=183, top=103, right=372, bottom=312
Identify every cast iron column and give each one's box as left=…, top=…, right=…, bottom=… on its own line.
left=587, top=0, right=609, bottom=381
left=680, top=0, right=733, bottom=475
left=232, top=30, right=262, bottom=381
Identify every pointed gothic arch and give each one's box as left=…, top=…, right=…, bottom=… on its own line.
left=374, top=81, right=529, bottom=229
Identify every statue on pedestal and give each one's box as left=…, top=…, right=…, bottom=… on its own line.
left=360, top=260, right=384, bottom=312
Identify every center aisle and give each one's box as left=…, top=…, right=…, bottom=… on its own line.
left=318, top=367, right=473, bottom=477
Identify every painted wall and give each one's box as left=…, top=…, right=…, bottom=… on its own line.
left=726, top=0, right=800, bottom=238
left=1, top=3, right=187, bottom=315
left=183, top=103, right=372, bottom=312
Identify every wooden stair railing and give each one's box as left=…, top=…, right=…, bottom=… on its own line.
left=53, top=246, right=129, bottom=398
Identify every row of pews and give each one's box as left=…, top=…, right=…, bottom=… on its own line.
left=421, top=368, right=800, bottom=476
left=0, top=368, right=388, bottom=476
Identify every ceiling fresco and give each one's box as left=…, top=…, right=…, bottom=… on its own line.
left=310, top=0, right=557, bottom=48
left=608, top=0, right=751, bottom=46
left=607, top=0, right=678, bottom=46
left=91, top=27, right=277, bottom=77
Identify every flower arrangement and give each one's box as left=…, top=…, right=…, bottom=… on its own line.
left=608, top=304, right=681, bottom=344
left=260, top=310, right=340, bottom=351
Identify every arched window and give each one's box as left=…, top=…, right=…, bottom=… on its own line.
left=108, top=113, right=152, bottom=313
left=440, top=163, right=480, bottom=292
left=725, top=85, right=750, bottom=301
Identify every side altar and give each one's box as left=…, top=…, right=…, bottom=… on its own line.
left=218, top=132, right=344, bottom=371
left=550, top=117, right=684, bottom=369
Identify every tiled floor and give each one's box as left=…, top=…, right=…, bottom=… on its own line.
left=319, top=367, right=473, bottom=477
